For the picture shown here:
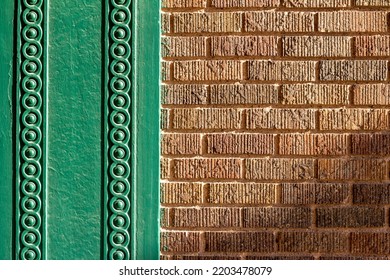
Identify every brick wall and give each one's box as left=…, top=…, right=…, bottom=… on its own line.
left=160, top=0, right=390, bottom=260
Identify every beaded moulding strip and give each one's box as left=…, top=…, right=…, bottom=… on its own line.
left=16, top=0, right=46, bottom=260
left=105, top=0, right=132, bottom=260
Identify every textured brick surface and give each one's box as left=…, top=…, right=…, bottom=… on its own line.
left=208, top=183, right=277, bottom=204
left=248, top=61, right=316, bottom=81
left=280, top=133, right=348, bottom=155
left=281, top=84, right=350, bottom=105
left=277, top=232, right=349, bottom=253
left=316, top=207, right=385, bottom=227
left=243, top=207, right=311, bottom=228
left=318, top=159, right=387, bottom=180
left=206, top=133, right=275, bottom=155
left=210, top=84, right=278, bottom=105
left=246, top=158, right=314, bottom=180
left=161, top=0, right=390, bottom=260
left=205, top=232, right=274, bottom=252
left=173, top=158, right=242, bottom=179
left=281, top=183, right=349, bottom=204
left=246, top=109, right=316, bottom=130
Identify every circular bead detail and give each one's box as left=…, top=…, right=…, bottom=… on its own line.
left=25, top=147, right=37, bottom=158
left=25, top=233, right=37, bottom=244
left=114, top=199, right=125, bottom=210
left=26, top=45, right=38, bottom=56
left=114, top=130, right=126, bottom=141
left=25, top=164, right=37, bottom=176
left=113, top=96, right=126, bottom=107
left=25, top=216, right=36, bottom=227
left=114, top=147, right=126, bottom=159
left=114, top=79, right=126, bottom=90
left=114, top=11, right=126, bottom=22
left=113, top=182, right=125, bottom=193
left=113, top=164, right=126, bottom=176
left=25, top=182, right=37, bottom=193
left=114, top=28, right=126, bottom=39
left=26, top=28, right=38, bottom=39
left=25, top=199, right=37, bottom=210
left=25, top=96, right=38, bottom=107
left=114, top=62, right=126, bottom=73
left=26, top=113, right=38, bottom=124
left=113, top=216, right=125, bottom=227
left=114, top=45, right=126, bottom=56
left=25, top=130, right=37, bottom=141
left=113, top=233, right=125, bottom=244
left=114, top=113, right=126, bottom=124
left=26, top=79, right=37, bottom=90
left=26, top=11, right=38, bottom=22
left=113, top=250, right=125, bottom=260
left=25, top=250, right=36, bottom=260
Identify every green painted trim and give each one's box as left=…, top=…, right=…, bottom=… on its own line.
left=132, top=0, right=161, bottom=260
left=0, top=0, right=15, bottom=261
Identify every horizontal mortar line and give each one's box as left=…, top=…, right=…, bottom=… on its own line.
left=162, top=80, right=390, bottom=85
left=163, top=56, right=390, bottom=61
left=160, top=226, right=389, bottom=231
left=164, top=32, right=390, bottom=37
left=160, top=228, right=390, bottom=233
left=162, top=154, right=387, bottom=159
left=159, top=180, right=390, bottom=185
left=162, top=7, right=390, bottom=12
left=161, top=178, right=390, bottom=184
left=163, top=129, right=390, bottom=134
left=161, top=104, right=379, bottom=109
left=161, top=202, right=390, bottom=207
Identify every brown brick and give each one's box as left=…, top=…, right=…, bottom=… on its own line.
left=280, top=133, right=348, bottom=155
left=161, top=108, right=169, bottom=129
left=351, top=233, right=390, bottom=254
left=246, top=256, right=315, bottom=260
left=316, top=207, right=385, bottom=227
left=283, top=36, right=351, bottom=57
left=281, top=183, right=349, bottom=204
left=162, top=0, right=207, bottom=8
left=205, top=232, right=274, bottom=252
left=172, top=108, right=242, bottom=130
left=206, top=133, right=275, bottom=155
left=161, top=61, right=171, bottom=81
left=351, top=134, right=390, bottom=155
left=356, top=36, right=390, bottom=57
left=161, top=182, right=202, bottom=204
left=318, top=11, right=388, bottom=32
left=246, top=109, right=316, bottom=130
left=166, top=207, right=241, bottom=228
left=173, top=12, right=242, bottom=33
left=281, top=84, right=350, bottom=105
left=248, top=61, right=316, bottom=81
left=282, top=0, right=350, bottom=7
left=246, top=158, right=314, bottom=180
left=161, top=13, right=170, bottom=34
left=161, top=84, right=208, bottom=105
left=212, top=0, right=279, bottom=7
left=319, top=109, right=389, bottom=130
left=243, top=207, right=311, bottom=228
left=208, top=183, right=277, bottom=204
left=210, top=84, right=278, bottom=105
left=162, top=133, right=201, bottom=155
left=320, top=256, right=389, bottom=260
left=162, top=37, right=207, bottom=58
left=277, top=232, right=349, bottom=253
left=356, top=0, right=390, bottom=6
left=160, top=232, right=200, bottom=253
left=174, top=60, right=242, bottom=81
left=319, top=60, right=387, bottom=81
left=173, top=158, right=242, bottom=179
left=353, top=184, right=390, bottom=204
left=161, top=158, right=170, bottom=179
left=318, top=159, right=387, bottom=181
left=161, top=208, right=170, bottom=227
left=245, top=12, right=315, bottom=32
left=211, top=36, right=278, bottom=57
left=171, top=255, right=241, bottom=260
left=354, top=84, right=390, bottom=105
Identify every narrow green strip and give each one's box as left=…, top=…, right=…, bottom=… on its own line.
left=132, top=0, right=161, bottom=260
left=0, top=0, right=15, bottom=261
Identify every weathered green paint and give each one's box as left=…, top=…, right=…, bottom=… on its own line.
left=132, top=0, right=161, bottom=260
left=0, top=0, right=15, bottom=261
left=0, top=0, right=160, bottom=260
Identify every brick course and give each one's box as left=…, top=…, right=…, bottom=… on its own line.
left=161, top=0, right=390, bottom=259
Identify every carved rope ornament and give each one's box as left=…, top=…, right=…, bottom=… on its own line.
left=105, top=0, right=132, bottom=260
left=16, top=0, right=46, bottom=260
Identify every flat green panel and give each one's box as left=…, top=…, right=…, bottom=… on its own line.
left=133, top=0, right=160, bottom=260
left=0, top=0, right=15, bottom=260
left=46, top=0, right=103, bottom=259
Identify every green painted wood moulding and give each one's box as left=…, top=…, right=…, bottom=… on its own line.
left=0, top=0, right=160, bottom=260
